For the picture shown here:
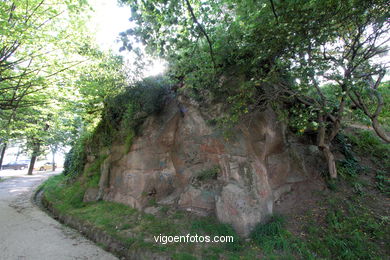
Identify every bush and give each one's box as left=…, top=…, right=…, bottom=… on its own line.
left=344, top=130, right=390, bottom=193
left=104, top=75, right=171, bottom=130
left=346, top=130, right=390, bottom=163
left=63, top=76, right=171, bottom=179
left=63, top=134, right=88, bottom=177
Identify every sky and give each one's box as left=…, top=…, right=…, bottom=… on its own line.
left=88, top=0, right=166, bottom=76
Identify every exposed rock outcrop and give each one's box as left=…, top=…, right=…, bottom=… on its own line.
left=84, top=96, right=323, bottom=237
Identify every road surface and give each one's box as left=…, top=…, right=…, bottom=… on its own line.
left=0, top=171, right=118, bottom=260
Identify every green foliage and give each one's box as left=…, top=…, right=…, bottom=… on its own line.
left=0, top=0, right=89, bottom=111
left=195, top=166, right=220, bottom=182
left=147, top=198, right=157, bottom=207
left=63, top=134, right=88, bottom=177
left=119, top=0, right=389, bottom=156
left=43, top=175, right=85, bottom=210
left=43, top=171, right=389, bottom=259
left=348, top=82, right=390, bottom=130
left=125, top=130, right=135, bottom=154
left=250, top=215, right=289, bottom=252
left=377, top=83, right=390, bottom=130
left=172, top=253, right=197, bottom=260
left=337, top=131, right=390, bottom=195
left=345, top=130, right=390, bottom=170
left=89, top=75, right=170, bottom=152
left=104, top=76, right=170, bottom=129
left=288, top=103, right=318, bottom=134
left=306, top=198, right=388, bottom=259
left=375, top=170, right=390, bottom=196
left=250, top=215, right=314, bottom=258
left=62, top=76, right=171, bottom=178
left=83, top=154, right=108, bottom=188
left=336, top=159, right=361, bottom=179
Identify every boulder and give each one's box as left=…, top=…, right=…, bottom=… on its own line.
left=85, top=96, right=319, bottom=237
left=83, top=187, right=99, bottom=203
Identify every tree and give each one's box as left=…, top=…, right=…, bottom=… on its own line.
left=0, top=0, right=88, bottom=110
left=0, top=0, right=89, bottom=168
left=264, top=0, right=389, bottom=178
left=0, top=0, right=130, bottom=171
left=120, top=0, right=389, bottom=178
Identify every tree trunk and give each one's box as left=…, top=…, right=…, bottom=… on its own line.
left=51, top=148, right=56, bottom=172
left=0, top=143, right=7, bottom=170
left=372, top=118, right=390, bottom=143
left=15, top=145, right=21, bottom=161
left=27, top=155, right=37, bottom=175
left=321, top=144, right=337, bottom=179
left=317, top=117, right=338, bottom=179
left=27, top=143, right=40, bottom=175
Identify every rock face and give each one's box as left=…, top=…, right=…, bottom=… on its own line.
left=87, top=96, right=322, bottom=237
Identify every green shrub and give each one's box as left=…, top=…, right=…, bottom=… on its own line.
left=344, top=130, right=390, bottom=194
left=63, top=76, right=171, bottom=179
left=63, top=134, right=89, bottom=177
left=336, top=159, right=361, bottom=178
left=104, top=75, right=170, bottom=130
left=376, top=170, right=390, bottom=196
left=346, top=130, right=390, bottom=164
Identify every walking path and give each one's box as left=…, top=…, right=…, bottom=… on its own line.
left=0, top=171, right=118, bottom=260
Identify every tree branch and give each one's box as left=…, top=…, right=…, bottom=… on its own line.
left=184, top=0, right=216, bottom=69
left=269, top=0, right=279, bottom=24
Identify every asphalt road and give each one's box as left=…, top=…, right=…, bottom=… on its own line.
left=0, top=171, right=118, bottom=260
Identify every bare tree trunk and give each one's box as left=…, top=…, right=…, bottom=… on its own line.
left=27, top=155, right=37, bottom=175
left=27, top=143, right=40, bottom=175
left=321, top=145, right=337, bottom=179
left=15, top=145, right=21, bottom=161
left=372, top=118, right=390, bottom=143
left=51, top=147, right=57, bottom=172
left=0, top=143, right=7, bottom=170
left=317, top=117, right=338, bottom=179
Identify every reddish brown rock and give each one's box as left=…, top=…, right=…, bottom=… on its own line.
left=88, top=96, right=322, bottom=237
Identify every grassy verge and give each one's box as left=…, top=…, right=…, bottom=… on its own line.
left=42, top=173, right=389, bottom=259
left=41, top=129, right=389, bottom=259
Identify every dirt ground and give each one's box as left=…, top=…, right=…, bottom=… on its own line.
left=0, top=170, right=118, bottom=260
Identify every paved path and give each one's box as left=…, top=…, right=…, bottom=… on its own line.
left=0, top=172, right=118, bottom=260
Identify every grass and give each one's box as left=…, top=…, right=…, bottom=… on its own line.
left=344, top=130, right=390, bottom=169
left=304, top=196, right=389, bottom=259
left=83, top=154, right=108, bottom=188
left=42, top=172, right=390, bottom=259
left=191, top=218, right=242, bottom=251
left=194, top=166, right=219, bottom=183
left=340, top=131, right=390, bottom=196
left=41, top=129, right=389, bottom=259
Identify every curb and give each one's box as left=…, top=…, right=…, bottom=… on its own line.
left=33, top=187, right=170, bottom=260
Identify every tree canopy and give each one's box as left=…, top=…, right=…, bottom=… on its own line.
left=0, top=0, right=129, bottom=172
left=119, top=0, right=390, bottom=178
